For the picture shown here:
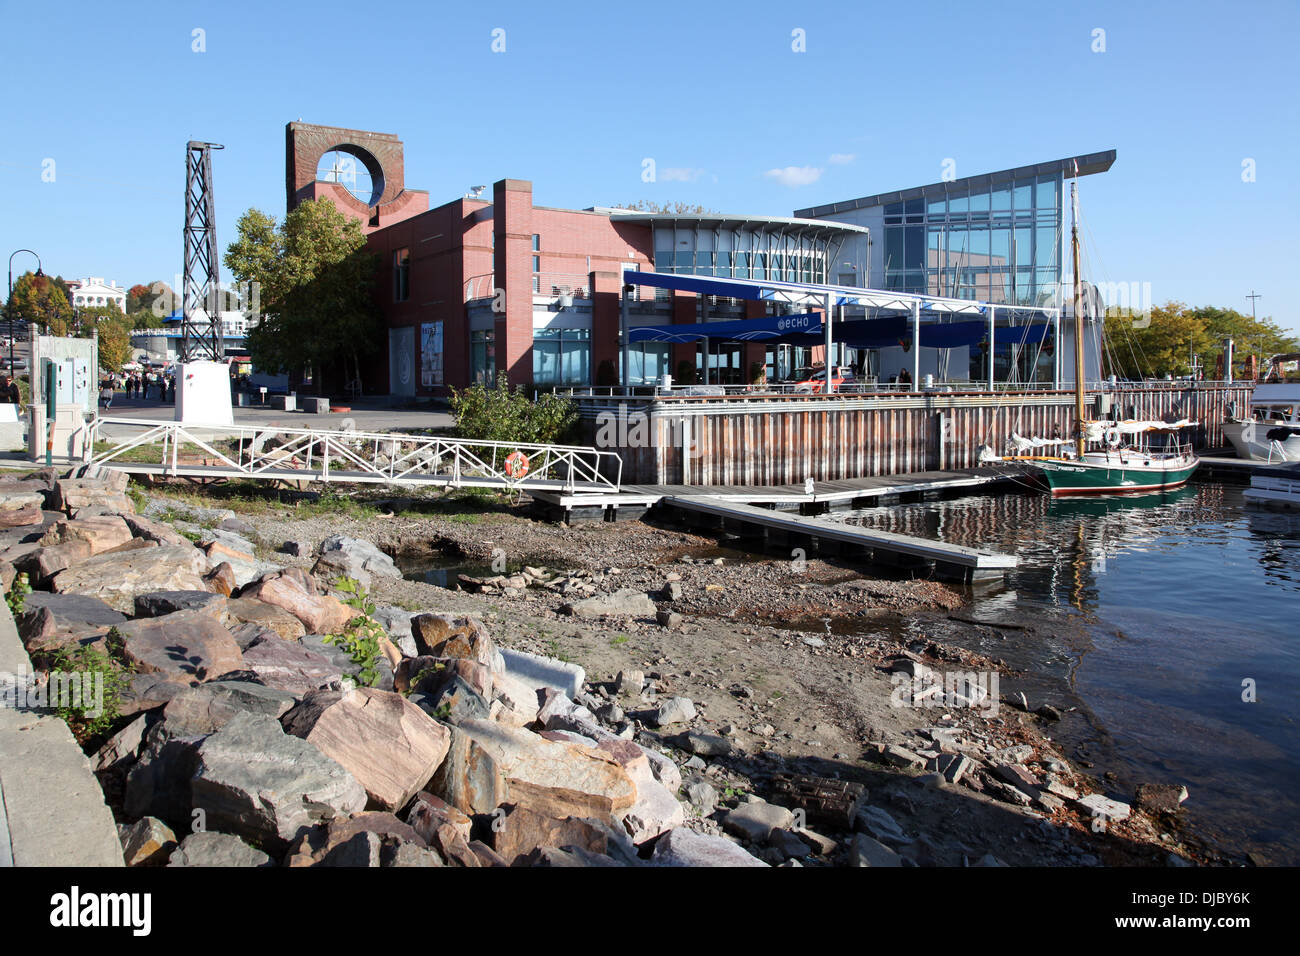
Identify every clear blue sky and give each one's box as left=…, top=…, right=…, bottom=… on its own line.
left=2, top=0, right=1296, bottom=333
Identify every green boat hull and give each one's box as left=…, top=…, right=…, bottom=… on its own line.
left=1034, top=458, right=1200, bottom=495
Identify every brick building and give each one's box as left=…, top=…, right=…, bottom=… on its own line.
left=285, top=122, right=867, bottom=396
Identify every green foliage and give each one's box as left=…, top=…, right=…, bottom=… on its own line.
left=48, top=631, right=133, bottom=745
left=449, top=383, right=579, bottom=445
left=125, top=481, right=148, bottom=513
left=6, top=572, right=32, bottom=614
left=6, top=271, right=72, bottom=336
left=324, top=576, right=386, bottom=687
left=226, top=199, right=381, bottom=388
left=1104, top=301, right=1300, bottom=379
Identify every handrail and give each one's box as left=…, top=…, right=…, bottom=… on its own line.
left=80, top=418, right=622, bottom=493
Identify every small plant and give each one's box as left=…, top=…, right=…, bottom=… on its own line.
left=324, top=576, right=386, bottom=687
left=610, top=634, right=628, bottom=647
left=125, top=481, right=148, bottom=512
left=6, top=572, right=32, bottom=615
left=48, top=634, right=133, bottom=745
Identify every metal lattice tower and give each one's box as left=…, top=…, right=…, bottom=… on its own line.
left=182, top=140, right=225, bottom=362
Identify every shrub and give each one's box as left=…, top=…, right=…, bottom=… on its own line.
left=449, top=383, right=578, bottom=446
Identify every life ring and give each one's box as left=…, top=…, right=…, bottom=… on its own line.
left=1104, top=428, right=1122, bottom=446
left=504, top=451, right=530, bottom=479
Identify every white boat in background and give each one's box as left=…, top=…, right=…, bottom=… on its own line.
left=1244, top=462, right=1300, bottom=510
left=1223, top=383, right=1300, bottom=462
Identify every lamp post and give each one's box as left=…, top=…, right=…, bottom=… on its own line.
left=7, top=249, right=43, bottom=377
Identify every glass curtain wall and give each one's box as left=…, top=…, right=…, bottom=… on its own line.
left=883, top=174, right=1062, bottom=306
left=652, top=226, right=831, bottom=283
left=533, top=328, right=591, bottom=386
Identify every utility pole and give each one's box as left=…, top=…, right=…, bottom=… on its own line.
left=1247, top=290, right=1261, bottom=321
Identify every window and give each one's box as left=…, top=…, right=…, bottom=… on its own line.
left=393, top=248, right=410, bottom=302
left=532, top=255, right=540, bottom=273
left=629, top=342, right=670, bottom=385
left=471, top=330, right=496, bottom=386
left=533, top=328, right=591, bottom=386
left=532, top=234, right=540, bottom=252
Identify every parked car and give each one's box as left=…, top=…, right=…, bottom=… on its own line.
left=792, top=366, right=855, bottom=393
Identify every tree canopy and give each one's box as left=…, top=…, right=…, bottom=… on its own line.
left=1104, top=301, right=1300, bottom=379
left=224, top=199, right=380, bottom=388
left=6, top=271, right=73, bottom=335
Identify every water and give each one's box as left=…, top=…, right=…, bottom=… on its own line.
left=833, top=482, right=1300, bottom=865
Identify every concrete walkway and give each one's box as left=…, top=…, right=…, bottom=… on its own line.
left=0, top=604, right=123, bottom=867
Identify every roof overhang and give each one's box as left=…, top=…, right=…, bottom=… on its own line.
left=794, top=150, right=1117, bottom=218
left=622, top=269, right=1057, bottom=317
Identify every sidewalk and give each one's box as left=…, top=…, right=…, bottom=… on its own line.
left=0, top=604, right=123, bottom=867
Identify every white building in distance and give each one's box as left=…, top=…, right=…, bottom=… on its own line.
left=67, top=277, right=127, bottom=311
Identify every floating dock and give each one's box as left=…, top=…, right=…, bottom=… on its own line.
left=662, top=495, right=1017, bottom=583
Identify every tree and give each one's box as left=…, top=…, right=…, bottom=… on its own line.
left=97, top=317, right=132, bottom=372
left=1103, top=300, right=1300, bottom=380
left=6, top=271, right=73, bottom=335
left=225, top=200, right=380, bottom=390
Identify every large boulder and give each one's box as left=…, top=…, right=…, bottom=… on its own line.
left=651, top=827, right=768, bottom=867
left=241, top=635, right=344, bottom=694
left=167, top=831, right=273, bottom=868
left=115, top=610, right=245, bottom=686
left=39, top=514, right=134, bottom=554
left=456, top=718, right=637, bottom=814
left=51, top=543, right=209, bottom=614
left=51, top=478, right=133, bottom=516
left=16, top=592, right=126, bottom=645
left=489, top=804, right=637, bottom=866
left=133, top=590, right=228, bottom=619
left=15, top=540, right=94, bottom=585
left=161, top=680, right=298, bottom=735
left=224, top=597, right=306, bottom=641
left=410, top=613, right=497, bottom=665
left=428, top=724, right=509, bottom=815
left=240, top=568, right=359, bottom=635
left=190, top=712, right=367, bottom=851
left=312, top=535, right=401, bottom=590
left=281, top=688, right=451, bottom=811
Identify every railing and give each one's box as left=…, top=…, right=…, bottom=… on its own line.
left=465, top=272, right=596, bottom=303
left=79, top=418, right=622, bottom=493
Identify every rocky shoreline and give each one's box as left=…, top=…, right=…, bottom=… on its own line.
left=0, top=473, right=1206, bottom=867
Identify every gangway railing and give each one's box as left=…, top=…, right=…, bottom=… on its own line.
left=78, top=418, right=623, bottom=493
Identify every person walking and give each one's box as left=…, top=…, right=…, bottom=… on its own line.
left=100, top=380, right=114, bottom=410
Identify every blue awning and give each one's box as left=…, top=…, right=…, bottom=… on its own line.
left=629, top=312, right=823, bottom=344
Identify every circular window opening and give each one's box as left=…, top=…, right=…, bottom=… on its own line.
left=316, top=148, right=382, bottom=206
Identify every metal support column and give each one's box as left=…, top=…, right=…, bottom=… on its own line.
left=620, top=286, right=630, bottom=395
left=1052, top=309, right=1061, bottom=389
left=911, top=299, right=921, bottom=392
left=182, top=140, right=225, bottom=362
left=824, top=291, right=835, bottom=394
left=987, top=305, right=996, bottom=390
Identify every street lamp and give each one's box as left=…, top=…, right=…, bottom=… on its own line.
left=7, top=249, right=43, bottom=381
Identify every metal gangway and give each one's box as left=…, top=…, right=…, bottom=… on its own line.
left=77, top=417, right=623, bottom=494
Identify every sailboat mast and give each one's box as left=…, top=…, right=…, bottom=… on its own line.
left=1070, top=173, right=1086, bottom=458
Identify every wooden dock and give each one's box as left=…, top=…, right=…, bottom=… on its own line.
left=530, top=465, right=1023, bottom=583
left=662, top=495, right=1018, bottom=583
left=530, top=465, right=1022, bottom=517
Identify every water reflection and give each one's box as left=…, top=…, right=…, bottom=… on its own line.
left=833, top=483, right=1300, bottom=864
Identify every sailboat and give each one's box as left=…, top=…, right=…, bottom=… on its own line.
left=1012, top=167, right=1201, bottom=496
